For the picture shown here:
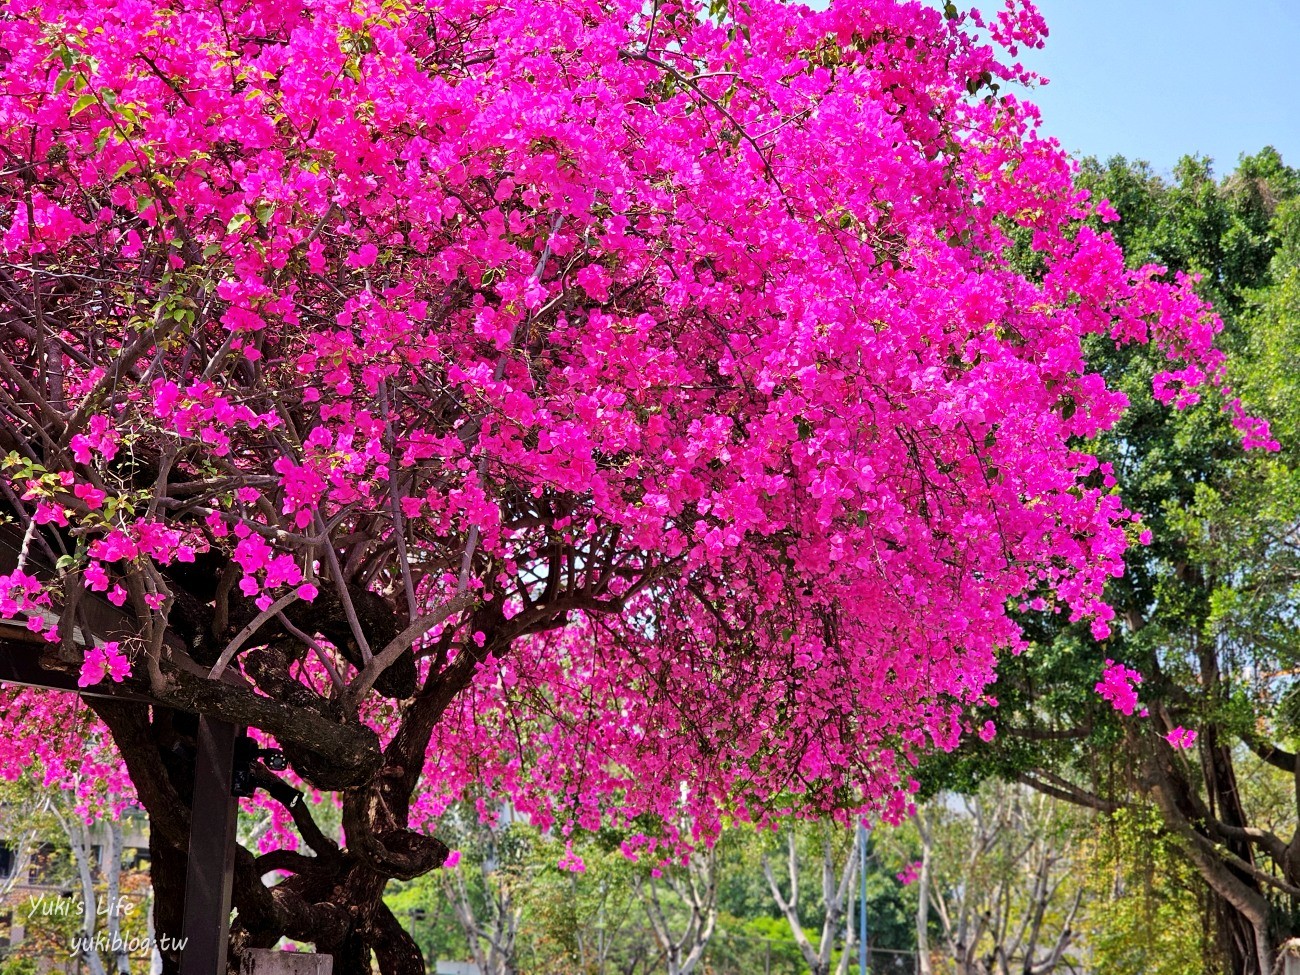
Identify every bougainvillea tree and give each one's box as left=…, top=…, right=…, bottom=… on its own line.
left=0, top=0, right=1267, bottom=970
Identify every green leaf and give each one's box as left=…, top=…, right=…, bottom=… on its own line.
left=226, top=212, right=251, bottom=233
left=69, top=93, right=97, bottom=117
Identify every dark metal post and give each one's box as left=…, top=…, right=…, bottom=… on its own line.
left=180, top=716, right=239, bottom=975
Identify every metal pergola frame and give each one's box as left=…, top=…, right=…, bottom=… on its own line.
left=0, top=529, right=239, bottom=975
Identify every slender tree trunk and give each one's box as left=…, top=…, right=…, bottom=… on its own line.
left=916, top=818, right=933, bottom=975
left=637, top=849, right=719, bottom=975
left=146, top=889, right=164, bottom=975
left=55, top=808, right=109, bottom=975
left=762, top=829, right=859, bottom=975
left=101, top=821, right=132, bottom=975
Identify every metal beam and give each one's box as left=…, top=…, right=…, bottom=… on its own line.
left=0, top=637, right=156, bottom=704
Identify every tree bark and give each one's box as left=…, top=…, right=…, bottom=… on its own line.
left=89, top=691, right=448, bottom=975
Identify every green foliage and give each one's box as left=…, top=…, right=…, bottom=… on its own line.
left=924, top=146, right=1300, bottom=972
left=330, top=145, right=1300, bottom=975
left=925, top=147, right=1300, bottom=783
left=0, top=956, right=38, bottom=975
left=861, top=866, right=915, bottom=956
left=709, top=914, right=807, bottom=972
left=515, top=831, right=643, bottom=974
left=1077, top=808, right=1208, bottom=975
left=383, top=875, right=468, bottom=970
left=0, top=775, right=153, bottom=970
left=381, top=809, right=919, bottom=975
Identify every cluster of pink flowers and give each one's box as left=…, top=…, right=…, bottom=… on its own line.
left=78, top=642, right=130, bottom=688
left=1165, top=727, right=1198, bottom=750
left=557, top=842, right=587, bottom=874
left=0, top=0, right=1260, bottom=845
left=0, top=688, right=134, bottom=821
left=1095, top=659, right=1144, bottom=716
left=1095, top=661, right=1198, bottom=750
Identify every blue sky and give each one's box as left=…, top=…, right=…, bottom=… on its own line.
left=803, top=0, right=1300, bottom=175
left=1008, top=0, right=1300, bottom=176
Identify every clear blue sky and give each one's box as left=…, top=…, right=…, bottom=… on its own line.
left=1007, top=0, right=1300, bottom=176
left=804, top=1, right=1300, bottom=176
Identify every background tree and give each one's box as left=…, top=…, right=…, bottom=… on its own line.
left=761, top=825, right=860, bottom=975
left=933, top=148, right=1300, bottom=975
left=436, top=805, right=527, bottom=975
left=636, top=848, right=719, bottom=975
left=0, top=780, right=46, bottom=905
left=0, top=771, right=150, bottom=975
left=384, top=818, right=665, bottom=975
left=911, top=783, right=1084, bottom=975
left=1072, top=806, right=1207, bottom=975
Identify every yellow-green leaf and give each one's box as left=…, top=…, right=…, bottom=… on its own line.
left=70, top=93, right=97, bottom=116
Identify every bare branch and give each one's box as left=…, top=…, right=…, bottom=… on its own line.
left=348, top=590, right=477, bottom=704
left=208, top=590, right=300, bottom=680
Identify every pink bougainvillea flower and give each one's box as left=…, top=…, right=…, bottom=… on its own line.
left=1166, top=727, right=1199, bottom=750
left=1095, top=659, right=1144, bottom=716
